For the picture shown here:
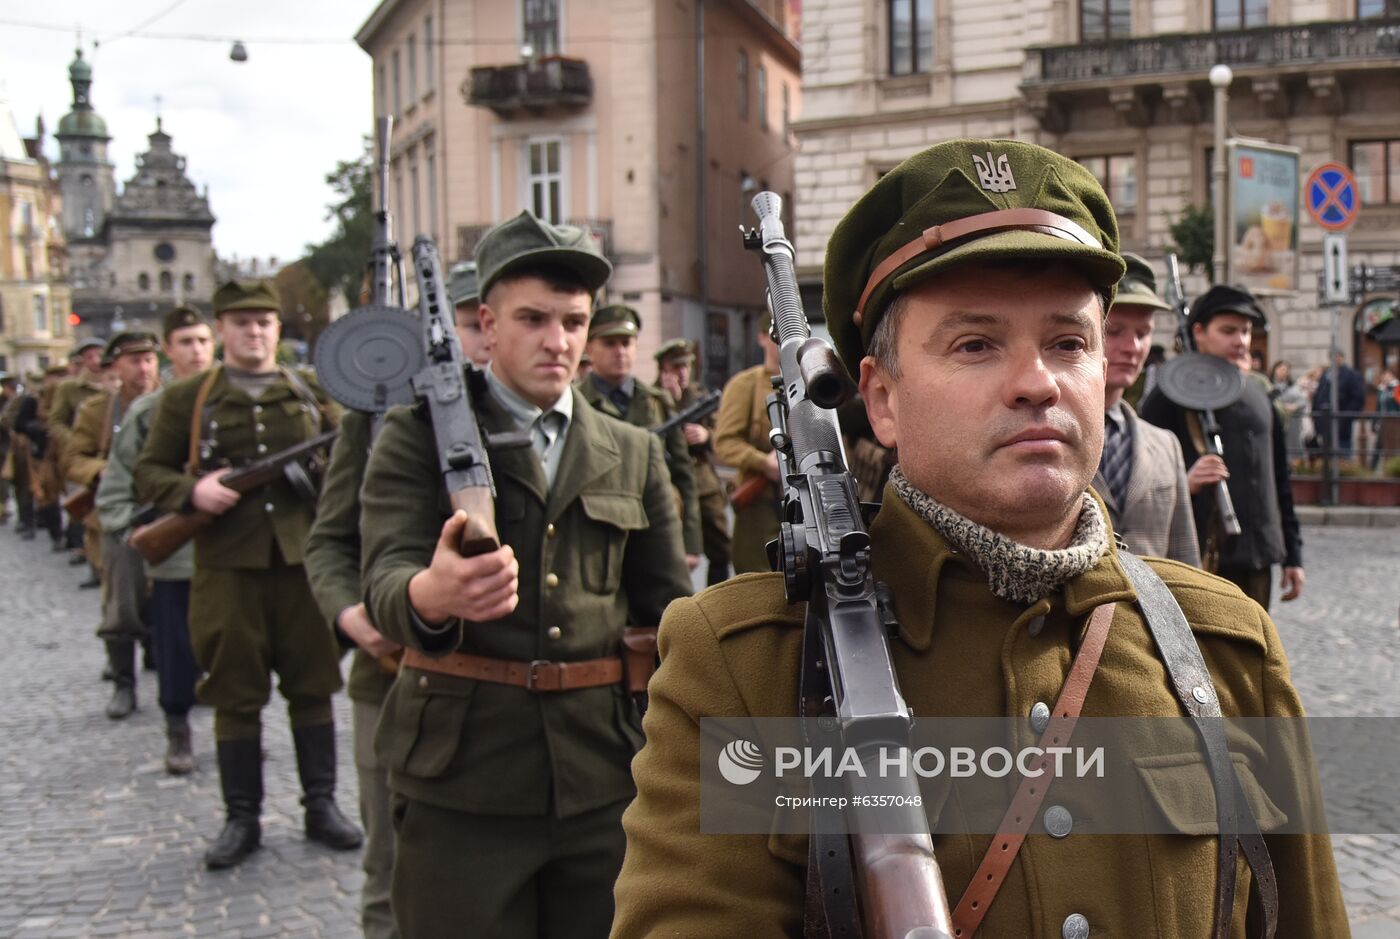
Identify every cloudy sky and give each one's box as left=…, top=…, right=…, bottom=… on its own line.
left=0, top=0, right=381, bottom=265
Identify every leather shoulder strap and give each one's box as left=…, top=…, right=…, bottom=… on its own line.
left=97, top=394, right=118, bottom=459
left=1117, top=550, right=1278, bottom=939
left=185, top=367, right=222, bottom=474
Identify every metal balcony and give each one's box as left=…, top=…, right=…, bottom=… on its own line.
left=465, top=57, right=592, bottom=117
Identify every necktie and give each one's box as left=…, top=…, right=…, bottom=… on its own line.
left=1100, top=416, right=1131, bottom=510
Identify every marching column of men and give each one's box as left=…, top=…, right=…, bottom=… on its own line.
left=0, top=144, right=1350, bottom=938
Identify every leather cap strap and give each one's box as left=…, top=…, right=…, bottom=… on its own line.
left=854, top=208, right=1104, bottom=325
left=950, top=601, right=1116, bottom=938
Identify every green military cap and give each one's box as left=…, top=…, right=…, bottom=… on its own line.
left=163, top=304, right=208, bottom=339
left=103, top=329, right=160, bottom=364
left=447, top=261, right=480, bottom=306
left=1113, top=253, right=1172, bottom=312
left=213, top=279, right=281, bottom=316
left=590, top=304, right=642, bottom=340
left=654, top=338, right=696, bottom=365
left=475, top=211, right=612, bottom=301
left=823, top=138, right=1125, bottom=374
left=45, top=363, right=70, bottom=377
left=71, top=337, right=105, bottom=358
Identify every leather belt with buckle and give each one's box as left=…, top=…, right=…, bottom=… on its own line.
left=400, top=648, right=622, bottom=692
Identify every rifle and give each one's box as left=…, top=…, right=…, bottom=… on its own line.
left=128, top=430, right=338, bottom=566
left=652, top=389, right=721, bottom=437
left=727, top=473, right=771, bottom=510
left=742, top=193, right=953, bottom=938
left=63, top=482, right=97, bottom=522
left=1164, top=256, right=1242, bottom=567
left=369, top=116, right=406, bottom=309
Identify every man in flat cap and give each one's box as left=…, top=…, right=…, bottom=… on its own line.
left=1090, top=254, right=1200, bottom=567
left=95, top=307, right=214, bottom=769
left=358, top=211, right=690, bottom=939
left=655, top=338, right=731, bottom=585
left=135, top=280, right=361, bottom=868
left=67, top=330, right=162, bottom=718
left=580, top=305, right=703, bottom=568
left=612, top=140, right=1345, bottom=937
left=1141, top=284, right=1303, bottom=609
left=448, top=260, right=492, bottom=367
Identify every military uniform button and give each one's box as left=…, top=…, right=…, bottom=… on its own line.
left=546, top=524, right=557, bottom=539
left=418, top=675, right=428, bottom=689
left=545, top=573, right=559, bottom=588
left=1045, top=804, right=1073, bottom=839
left=1027, top=615, right=1046, bottom=637
left=255, top=423, right=266, bottom=433
left=257, top=443, right=268, bottom=454
left=264, top=502, right=274, bottom=513
left=547, top=626, right=562, bottom=640
left=209, top=420, right=219, bottom=431
left=1030, top=701, right=1051, bottom=735
left=1061, top=912, right=1090, bottom=938
left=253, top=405, right=263, bottom=415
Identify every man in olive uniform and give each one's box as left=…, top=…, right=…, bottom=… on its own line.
left=612, top=140, right=1347, bottom=936
left=2, top=372, right=49, bottom=539
left=96, top=307, right=215, bottom=770
left=67, top=330, right=162, bottom=718
left=0, top=372, right=17, bottom=526
left=448, top=260, right=491, bottom=367
left=358, top=212, right=691, bottom=939
left=713, top=317, right=782, bottom=573
left=134, top=279, right=362, bottom=869
left=655, top=339, right=731, bottom=585
left=52, top=337, right=109, bottom=564
left=580, top=304, right=702, bottom=569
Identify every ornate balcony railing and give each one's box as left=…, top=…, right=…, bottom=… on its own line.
left=464, top=57, right=592, bottom=116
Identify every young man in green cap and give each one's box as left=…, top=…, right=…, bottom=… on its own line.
left=580, top=304, right=702, bottom=568
left=67, top=330, right=162, bottom=718
left=1090, top=253, right=1200, bottom=567
left=1140, top=285, right=1304, bottom=608
left=448, top=259, right=491, bottom=367
left=612, top=140, right=1346, bottom=937
left=134, top=279, right=361, bottom=868
left=655, top=338, right=731, bottom=585
left=358, top=211, right=691, bottom=939
left=95, top=306, right=214, bottom=769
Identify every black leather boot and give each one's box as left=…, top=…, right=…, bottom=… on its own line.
left=204, top=739, right=262, bottom=869
left=165, top=715, right=194, bottom=775
left=292, top=723, right=363, bottom=850
left=104, top=640, right=136, bottom=719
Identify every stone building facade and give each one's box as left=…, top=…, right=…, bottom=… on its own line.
left=356, top=0, right=801, bottom=383
left=795, top=0, right=1400, bottom=385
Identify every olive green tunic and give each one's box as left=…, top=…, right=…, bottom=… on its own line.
left=611, top=485, right=1349, bottom=938
left=713, top=363, right=781, bottom=573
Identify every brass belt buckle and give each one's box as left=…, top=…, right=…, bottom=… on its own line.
left=526, top=659, right=551, bottom=692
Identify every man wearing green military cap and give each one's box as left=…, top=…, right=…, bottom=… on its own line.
left=580, top=304, right=703, bottom=567
left=135, top=278, right=362, bottom=868
left=448, top=260, right=491, bottom=367
left=1089, top=254, right=1199, bottom=567
left=49, top=336, right=109, bottom=561
left=613, top=140, right=1346, bottom=937
left=358, top=211, right=691, bottom=939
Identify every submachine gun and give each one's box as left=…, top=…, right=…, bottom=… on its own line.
left=1156, top=255, right=1244, bottom=570
left=651, top=389, right=721, bottom=438
left=742, top=192, right=953, bottom=939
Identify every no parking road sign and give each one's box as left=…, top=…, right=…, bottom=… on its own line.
left=1305, top=163, right=1361, bottom=231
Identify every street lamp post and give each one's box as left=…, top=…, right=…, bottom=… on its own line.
left=1210, top=64, right=1233, bottom=285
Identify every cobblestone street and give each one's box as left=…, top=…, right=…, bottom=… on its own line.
left=0, top=520, right=1395, bottom=937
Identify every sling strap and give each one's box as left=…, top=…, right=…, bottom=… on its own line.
left=185, top=366, right=222, bottom=474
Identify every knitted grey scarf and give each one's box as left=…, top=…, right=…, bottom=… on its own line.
left=890, top=466, right=1108, bottom=604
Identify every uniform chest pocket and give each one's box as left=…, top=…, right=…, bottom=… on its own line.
left=278, top=398, right=320, bottom=437
left=578, top=490, right=647, bottom=594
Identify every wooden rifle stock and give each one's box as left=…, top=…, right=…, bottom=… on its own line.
left=728, top=474, right=772, bottom=510
left=63, top=483, right=98, bottom=522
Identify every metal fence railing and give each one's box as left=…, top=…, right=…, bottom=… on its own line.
left=1286, top=410, right=1400, bottom=506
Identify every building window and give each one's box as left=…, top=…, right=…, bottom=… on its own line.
left=392, top=50, right=402, bottom=114
left=1213, top=0, right=1267, bottom=30
left=782, top=83, right=791, bottom=138
left=138, top=273, right=150, bottom=291
left=183, top=273, right=195, bottom=293
left=424, top=17, right=434, bottom=92
left=51, top=303, right=63, bottom=335
left=33, top=294, right=47, bottom=333
left=523, top=0, right=560, bottom=57
left=427, top=149, right=439, bottom=241
left=1077, top=154, right=1137, bottom=214
left=1081, top=0, right=1131, bottom=40
left=377, top=64, right=387, bottom=117
left=0, top=297, right=6, bottom=333
left=394, top=162, right=405, bottom=234
left=525, top=138, right=564, bottom=224
left=738, top=50, right=749, bottom=121
left=410, top=154, right=422, bottom=237
left=757, top=65, right=768, bottom=130
left=407, top=34, right=418, bottom=102
left=889, top=0, right=934, bottom=76
left=1351, top=139, right=1400, bottom=205
left=160, top=270, right=173, bottom=292
left=1358, top=0, right=1400, bottom=17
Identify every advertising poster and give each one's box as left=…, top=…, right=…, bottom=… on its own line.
left=1228, top=139, right=1301, bottom=294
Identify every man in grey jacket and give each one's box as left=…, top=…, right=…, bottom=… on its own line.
left=1092, top=255, right=1200, bottom=566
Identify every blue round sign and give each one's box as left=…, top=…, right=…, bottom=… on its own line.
left=1304, top=162, right=1360, bottom=232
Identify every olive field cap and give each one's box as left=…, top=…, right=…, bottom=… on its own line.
left=474, top=211, right=612, bottom=300
left=1113, top=253, right=1173, bottom=312
left=589, top=304, right=642, bottom=340
left=448, top=261, right=480, bottom=306
left=823, top=138, right=1125, bottom=374
left=213, top=279, right=281, bottom=316
left=1190, top=284, right=1268, bottom=329
left=654, top=338, right=696, bottom=365
left=103, top=330, right=160, bottom=364
left=72, top=337, right=106, bottom=358
left=163, top=305, right=209, bottom=339
left=45, top=364, right=70, bottom=377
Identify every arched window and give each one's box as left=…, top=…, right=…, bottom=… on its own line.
left=138, top=273, right=150, bottom=291
left=183, top=273, right=195, bottom=293
left=159, top=271, right=173, bottom=292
